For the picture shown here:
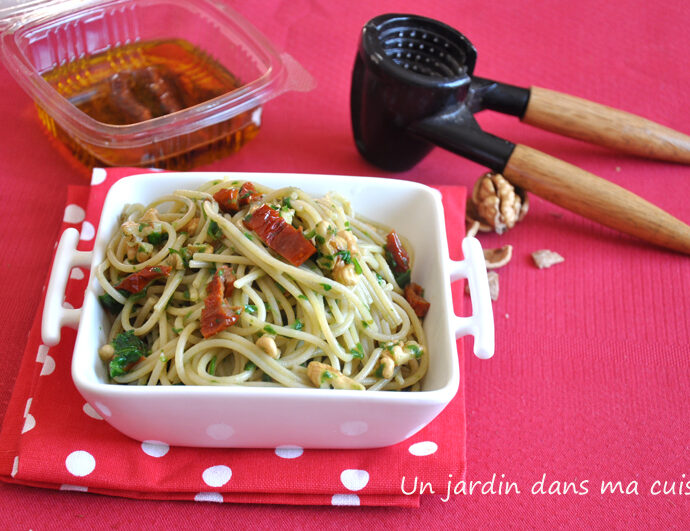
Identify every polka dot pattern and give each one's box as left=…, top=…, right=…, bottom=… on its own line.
left=70, top=268, right=85, bottom=280
left=5, top=169, right=465, bottom=507
left=408, top=441, right=438, bottom=456
left=141, top=440, right=170, bottom=458
left=91, top=168, right=107, bottom=185
left=202, top=465, right=232, bottom=487
left=82, top=403, right=103, bottom=420
left=206, top=423, right=234, bottom=441
left=274, top=445, right=303, bottom=459
left=340, top=469, right=369, bottom=491
left=63, top=204, right=85, bottom=224
left=195, top=492, right=224, bottom=503
left=65, top=451, right=96, bottom=477
left=331, top=494, right=361, bottom=506
left=21, top=414, right=36, bottom=434
left=340, top=420, right=368, bottom=436
left=60, top=484, right=88, bottom=492
left=80, top=221, right=95, bottom=241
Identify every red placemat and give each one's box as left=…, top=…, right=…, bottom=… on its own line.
left=0, top=167, right=468, bottom=507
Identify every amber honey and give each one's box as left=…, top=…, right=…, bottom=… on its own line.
left=38, top=38, right=260, bottom=170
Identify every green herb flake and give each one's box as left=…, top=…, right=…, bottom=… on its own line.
left=263, top=325, right=277, bottom=335
left=290, top=319, right=304, bottom=331
left=395, top=269, right=411, bottom=288
left=361, top=320, right=369, bottom=329
left=208, top=357, right=217, bottom=376
left=98, top=292, right=124, bottom=315
left=169, top=247, right=190, bottom=268
left=352, top=256, right=363, bottom=275
left=244, top=231, right=254, bottom=241
left=320, top=283, right=332, bottom=292
left=350, top=343, right=364, bottom=359
left=374, top=364, right=385, bottom=378
left=406, top=344, right=422, bottom=358
left=109, top=331, right=148, bottom=378
left=207, top=220, right=222, bottom=240
left=244, top=304, right=257, bottom=314
left=147, top=232, right=167, bottom=245
left=298, top=294, right=308, bottom=301
left=282, top=197, right=292, bottom=209
left=172, top=327, right=183, bottom=334
left=335, top=249, right=351, bottom=264
left=314, top=234, right=326, bottom=245
left=262, top=373, right=273, bottom=382
left=321, top=370, right=333, bottom=382
left=244, top=361, right=257, bottom=371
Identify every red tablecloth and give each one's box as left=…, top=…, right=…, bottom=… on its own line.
left=1, top=0, right=688, bottom=528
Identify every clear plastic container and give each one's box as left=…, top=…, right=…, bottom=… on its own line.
left=0, top=0, right=314, bottom=170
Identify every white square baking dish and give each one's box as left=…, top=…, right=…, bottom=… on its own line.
left=42, top=172, right=493, bottom=448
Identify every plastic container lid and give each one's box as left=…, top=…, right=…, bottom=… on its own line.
left=0, top=0, right=315, bottom=151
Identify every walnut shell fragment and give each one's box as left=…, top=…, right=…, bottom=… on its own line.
left=466, top=172, right=529, bottom=234
left=531, top=249, right=564, bottom=269
left=465, top=270, right=500, bottom=301
left=483, top=245, right=513, bottom=269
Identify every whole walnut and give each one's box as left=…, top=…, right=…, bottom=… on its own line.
left=466, top=172, right=529, bottom=234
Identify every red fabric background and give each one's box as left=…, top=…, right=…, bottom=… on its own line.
left=1, top=0, right=689, bottom=528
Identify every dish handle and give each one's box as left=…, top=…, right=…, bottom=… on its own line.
left=42, top=228, right=92, bottom=346
left=448, top=237, right=495, bottom=359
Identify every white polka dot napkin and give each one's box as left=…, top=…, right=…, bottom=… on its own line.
left=0, top=169, right=467, bottom=507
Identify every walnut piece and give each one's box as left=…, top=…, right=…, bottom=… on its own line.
left=465, top=270, right=499, bottom=301
left=467, top=172, right=529, bottom=234
left=531, top=249, right=564, bottom=269
left=487, top=271, right=500, bottom=301
left=307, top=361, right=364, bottom=390
left=483, top=245, right=513, bottom=269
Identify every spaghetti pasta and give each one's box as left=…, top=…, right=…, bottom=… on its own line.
left=96, top=179, right=430, bottom=391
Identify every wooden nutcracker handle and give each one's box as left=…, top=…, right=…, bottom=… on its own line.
left=503, top=144, right=690, bottom=254
left=522, top=86, right=690, bottom=163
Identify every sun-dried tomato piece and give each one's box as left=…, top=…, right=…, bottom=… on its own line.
left=238, top=182, right=261, bottom=207
left=214, top=182, right=261, bottom=214
left=220, top=265, right=236, bottom=297
left=385, top=230, right=410, bottom=274
left=243, top=204, right=316, bottom=267
left=116, top=265, right=171, bottom=294
left=404, top=282, right=430, bottom=318
left=214, top=187, right=240, bottom=213
left=200, top=271, right=241, bottom=338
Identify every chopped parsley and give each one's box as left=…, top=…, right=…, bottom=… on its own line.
left=147, top=232, right=167, bottom=245
left=335, top=249, right=351, bottom=264
left=98, top=290, right=126, bottom=314
left=406, top=343, right=423, bottom=358
left=244, top=361, right=257, bottom=371
left=320, top=283, right=332, bottom=291
left=350, top=343, right=364, bottom=359
left=207, top=220, right=222, bottom=240
left=263, top=324, right=277, bottom=335
left=352, top=256, right=363, bottom=275
left=395, top=269, right=411, bottom=288
left=208, top=357, right=217, bottom=375
left=109, top=331, right=148, bottom=378
left=290, top=319, right=304, bottom=331
left=244, top=304, right=257, bottom=314
left=169, top=247, right=190, bottom=268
